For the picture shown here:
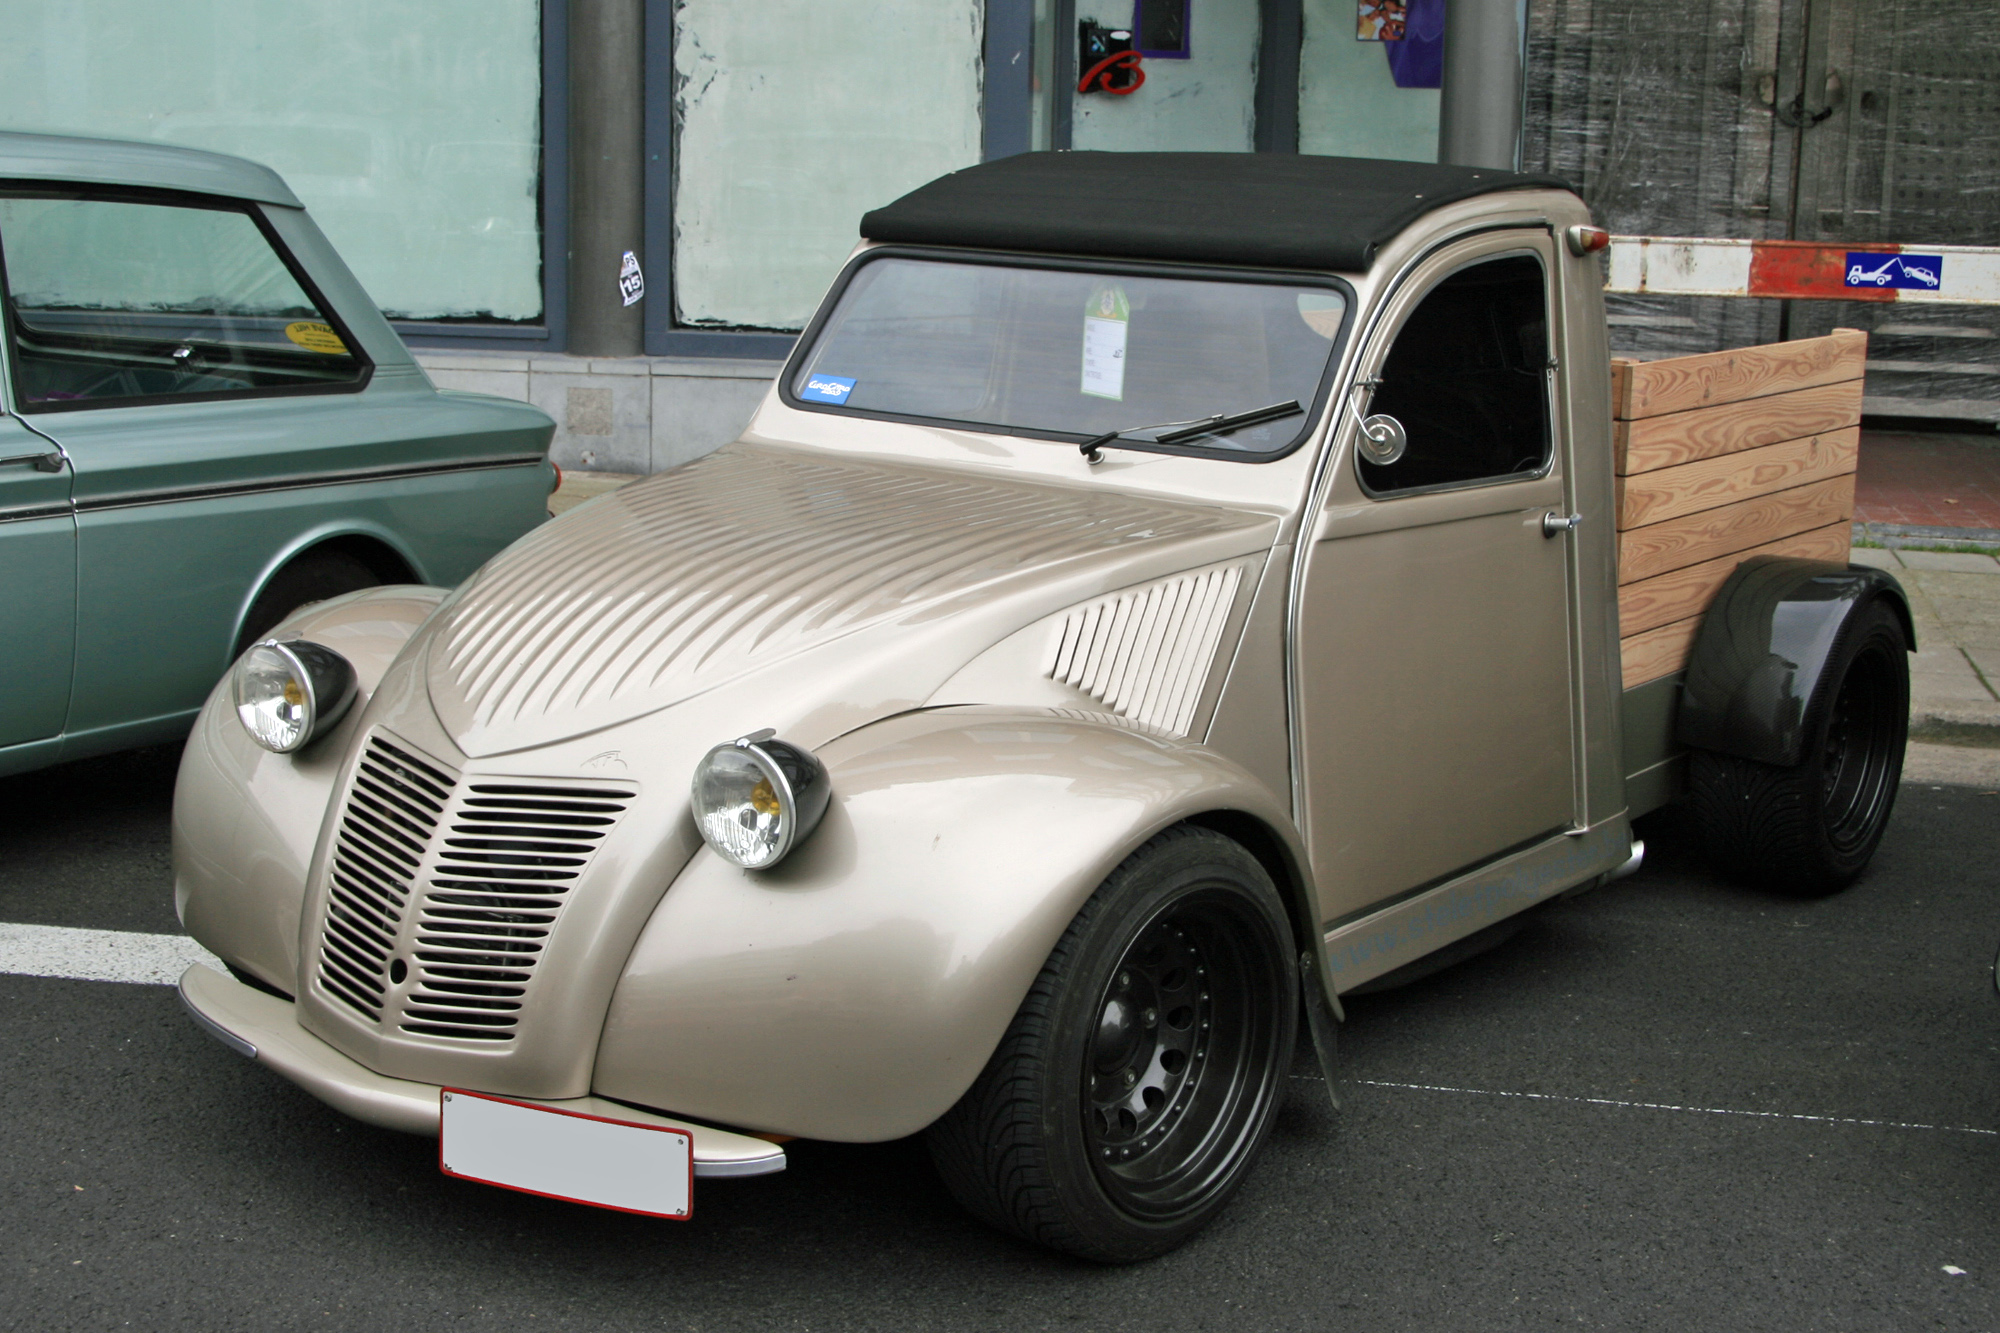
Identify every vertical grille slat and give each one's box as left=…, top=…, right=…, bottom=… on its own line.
left=398, top=780, right=630, bottom=1043
left=315, top=734, right=459, bottom=1022
left=312, top=733, right=631, bottom=1043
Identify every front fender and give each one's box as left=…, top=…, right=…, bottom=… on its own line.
left=590, top=708, right=1303, bottom=1143
left=1678, top=556, right=1913, bottom=767
left=173, top=584, right=448, bottom=993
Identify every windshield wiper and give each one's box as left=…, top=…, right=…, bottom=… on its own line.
left=1079, top=399, right=1304, bottom=463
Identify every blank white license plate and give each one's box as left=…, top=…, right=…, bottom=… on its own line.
left=439, top=1089, right=693, bottom=1219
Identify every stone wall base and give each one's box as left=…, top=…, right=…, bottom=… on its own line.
left=414, top=350, right=780, bottom=475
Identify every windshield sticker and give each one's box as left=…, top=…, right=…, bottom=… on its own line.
left=799, top=374, right=858, bottom=404
left=1081, top=284, right=1130, bottom=401
left=284, top=321, right=348, bottom=355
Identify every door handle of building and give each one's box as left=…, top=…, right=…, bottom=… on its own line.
left=1542, top=511, right=1581, bottom=537
left=0, top=451, right=63, bottom=473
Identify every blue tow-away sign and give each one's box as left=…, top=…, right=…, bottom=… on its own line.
left=1845, top=252, right=1944, bottom=291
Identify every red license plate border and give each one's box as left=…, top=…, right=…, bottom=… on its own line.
left=437, top=1087, right=696, bottom=1221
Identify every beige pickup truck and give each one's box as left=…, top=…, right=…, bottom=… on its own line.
left=171, top=152, right=1909, bottom=1263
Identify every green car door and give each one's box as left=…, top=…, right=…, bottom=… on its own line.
left=0, top=412, right=72, bottom=758
left=0, top=176, right=551, bottom=766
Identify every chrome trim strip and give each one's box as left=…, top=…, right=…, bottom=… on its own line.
left=73, top=453, right=545, bottom=514
left=695, top=1151, right=789, bottom=1178
left=0, top=501, right=73, bottom=524
left=178, top=975, right=259, bottom=1060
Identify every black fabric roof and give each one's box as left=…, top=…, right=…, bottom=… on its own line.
left=859, top=152, right=1573, bottom=272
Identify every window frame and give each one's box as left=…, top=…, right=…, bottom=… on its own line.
left=394, top=0, right=567, bottom=352
left=1352, top=242, right=1559, bottom=501
left=0, top=182, right=376, bottom=416
left=775, top=243, right=1356, bottom=465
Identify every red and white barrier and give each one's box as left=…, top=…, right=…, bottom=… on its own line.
left=1605, top=237, right=2000, bottom=305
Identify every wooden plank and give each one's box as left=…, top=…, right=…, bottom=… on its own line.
left=1616, top=425, right=1858, bottom=529
left=1615, top=378, right=1864, bottom=475
left=1610, top=358, right=1638, bottom=423
left=1612, top=328, right=1866, bottom=419
left=1621, top=616, right=1702, bottom=690
left=1618, top=474, right=1854, bottom=584
left=1617, top=522, right=1851, bottom=637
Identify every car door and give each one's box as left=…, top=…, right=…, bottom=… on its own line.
left=0, top=406, right=73, bottom=757
left=1295, top=231, right=1580, bottom=925
left=0, top=185, right=384, bottom=747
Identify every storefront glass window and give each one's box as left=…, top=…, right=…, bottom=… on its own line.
left=1069, top=0, right=1261, bottom=153
left=672, top=0, right=984, bottom=331
left=0, top=1, right=544, bottom=324
left=1298, top=0, right=1440, bottom=162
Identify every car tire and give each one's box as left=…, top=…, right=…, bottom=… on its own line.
left=925, top=825, right=1297, bottom=1263
left=234, top=548, right=386, bottom=658
left=1685, top=597, right=1909, bottom=896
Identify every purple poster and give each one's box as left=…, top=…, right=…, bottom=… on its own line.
left=1383, top=0, right=1444, bottom=89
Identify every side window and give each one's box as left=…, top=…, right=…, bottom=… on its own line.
left=0, top=192, right=367, bottom=412
left=1358, top=253, right=1550, bottom=495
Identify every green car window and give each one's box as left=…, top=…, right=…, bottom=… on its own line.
left=0, top=191, right=368, bottom=412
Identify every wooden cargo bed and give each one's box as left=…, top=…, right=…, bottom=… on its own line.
left=1611, top=329, right=1864, bottom=689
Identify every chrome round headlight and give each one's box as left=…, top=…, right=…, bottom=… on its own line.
left=691, top=730, right=831, bottom=869
left=231, top=639, right=357, bottom=754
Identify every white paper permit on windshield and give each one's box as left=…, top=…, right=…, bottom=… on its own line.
left=439, top=1088, right=693, bottom=1219
left=1081, top=283, right=1130, bottom=400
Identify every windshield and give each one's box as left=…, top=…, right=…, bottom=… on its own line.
left=788, top=255, right=1347, bottom=457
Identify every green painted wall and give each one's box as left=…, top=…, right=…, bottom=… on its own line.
left=1298, top=0, right=1439, bottom=162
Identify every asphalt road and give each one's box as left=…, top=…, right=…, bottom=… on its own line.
left=4, top=745, right=2000, bottom=1331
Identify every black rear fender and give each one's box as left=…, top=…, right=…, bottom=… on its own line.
left=1677, top=555, right=1914, bottom=767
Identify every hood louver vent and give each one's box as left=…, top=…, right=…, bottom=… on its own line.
left=400, top=781, right=632, bottom=1042
left=1047, top=564, right=1245, bottom=737
left=319, top=736, right=458, bottom=1022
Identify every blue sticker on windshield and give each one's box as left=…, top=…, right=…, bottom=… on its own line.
left=800, top=374, right=857, bottom=404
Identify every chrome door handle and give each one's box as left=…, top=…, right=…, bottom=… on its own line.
left=0, top=451, right=63, bottom=473
left=1542, top=511, right=1582, bottom=537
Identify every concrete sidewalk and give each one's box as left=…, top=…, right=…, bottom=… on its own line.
left=1849, top=544, right=2000, bottom=785
left=1849, top=546, right=2000, bottom=737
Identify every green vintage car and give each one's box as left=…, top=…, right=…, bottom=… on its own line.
left=0, top=131, right=555, bottom=779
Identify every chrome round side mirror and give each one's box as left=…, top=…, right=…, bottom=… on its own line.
left=1357, top=413, right=1407, bottom=466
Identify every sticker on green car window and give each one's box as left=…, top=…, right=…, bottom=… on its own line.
left=285, top=321, right=348, bottom=355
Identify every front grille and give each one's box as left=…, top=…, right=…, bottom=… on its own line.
left=399, top=781, right=632, bottom=1042
left=318, top=736, right=458, bottom=1022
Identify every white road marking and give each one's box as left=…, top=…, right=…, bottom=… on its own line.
left=1328, top=1076, right=2000, bottom=1139
left=0, top=921, right=226, bottom=986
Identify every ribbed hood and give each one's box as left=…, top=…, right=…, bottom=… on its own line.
left=423, top=444, right=1270, bottom=756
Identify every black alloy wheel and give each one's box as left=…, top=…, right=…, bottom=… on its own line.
left=1687, top=598, right=1909, bottom=895
left=926, top=826, right=1297, bottom=1263
left=1817, top=631, right=1902, bottom=859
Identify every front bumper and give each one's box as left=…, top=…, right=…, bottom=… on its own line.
left=178, top=964, right=787, bottom=1179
